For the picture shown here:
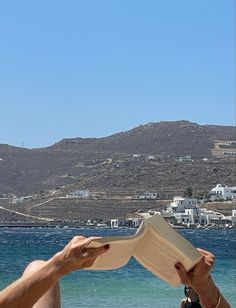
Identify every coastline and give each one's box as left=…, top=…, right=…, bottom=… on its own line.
left=0, top=221, right=235, bottom=230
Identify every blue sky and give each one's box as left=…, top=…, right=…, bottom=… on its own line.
left=0, top=0, right=235, bottom=148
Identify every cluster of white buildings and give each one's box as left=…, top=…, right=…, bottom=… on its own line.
left=136, top=184, right=236, bottom=202
left=161, top=196, right=231, bottom=226
left=111, top=183, right=236, bottom=228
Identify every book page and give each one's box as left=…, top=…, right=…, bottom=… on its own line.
left=133, top=215, right=202, bottom=287
left=87, top=222, right=146, bottom=270
left=148, top=214, right=202, bottom=265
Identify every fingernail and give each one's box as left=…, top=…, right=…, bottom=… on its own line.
left=104, top=244, right=110, bottom=250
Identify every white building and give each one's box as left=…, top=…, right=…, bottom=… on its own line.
left=198, top=208, right=226, bottom=225
left=169, top=197, right=198, bottom=213
left=147, top=155, right=156, bottom=161
left=66, top=190, right=90, bottom=198
left=174, top=208, right=201, bottom=224
left=138, top=192, right=157, bottom=200
left=10, top=196, right=33, bottom=204
left=223, top=152, right=236, bottom=156
left=185, top=208, right=202, bottom=224
left=162, top=196, right=231, bottom=226
left=0, top=194, right=8, bottom=199
left=232, top=210, right=236, bottom=225
left=110, top=218, right=143, bottom=228
left=210, top=184, right=236, bottom=200
left=110, top=219, right=119, bottom=227
left=175, top=155, right=194, bottom=162
left=126, top=218, right=143, bottom=227
left=133, top=154, right=142, bottom=159
left=11, top=197, right=24, bottom=204
left=173, top=208, right=226, bottom=226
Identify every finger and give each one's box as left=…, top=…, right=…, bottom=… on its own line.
left=199, top=253, right=215, bottom=270
left=79, top=237, right=102, bottom=250
left=197, top=248, right=215, bottom=259
left=175, top=262, right=191, bottom=285
left=81, top=245, right=110, bottom=259
left=72, top=235, right=87, bottom=243
left=87, top=236, right=102, bottom=241
left=79, top=237, right=105, bottom=255
left=206, top=256, right=215, bottom=265
left=205, top=259, right=215, bottom=268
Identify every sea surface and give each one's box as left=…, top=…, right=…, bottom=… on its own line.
left=0, top=227, right=235, bottom=307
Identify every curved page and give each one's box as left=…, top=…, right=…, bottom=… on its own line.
left=87, top=222, right=146, bottom=270
left=133, top=215, right=202, bottom=287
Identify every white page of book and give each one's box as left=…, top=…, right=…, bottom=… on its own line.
left=88, top=225, right=145, bottom=270
left=133, top=227, right=182, bottom=286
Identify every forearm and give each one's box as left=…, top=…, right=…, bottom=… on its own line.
left=0, top=236, right=107, bottom=308
left=194, top=276, right=231, bottom=308
left=0, top=254, right=63, bottom=308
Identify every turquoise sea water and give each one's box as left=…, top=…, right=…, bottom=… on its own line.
left=0, top=227, right=235, bottom=307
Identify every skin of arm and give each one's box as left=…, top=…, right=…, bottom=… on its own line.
left=175, top=248, right=231, bottom=308
left=0, top=236, right=109, bottom=308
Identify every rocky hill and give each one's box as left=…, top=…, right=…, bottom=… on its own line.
left=51, top=121, right=236, bottom=157
left=0, top=120, right=235, bottom=196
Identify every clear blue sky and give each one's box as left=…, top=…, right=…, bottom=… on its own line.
left=0, top=0, right=235, bottom=148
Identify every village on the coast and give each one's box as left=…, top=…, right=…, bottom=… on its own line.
left=110, top=183, right=236, bottom=229
left=1, top=183, right=235, bottom=229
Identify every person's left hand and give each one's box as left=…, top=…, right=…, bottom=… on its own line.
left=175, top=248, right=215, bottom=290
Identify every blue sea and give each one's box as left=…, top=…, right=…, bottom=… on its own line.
left=0, top=227, right=235, bottom=307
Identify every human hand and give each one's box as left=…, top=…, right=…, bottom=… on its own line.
left=55, top=235, right=109, bottom=276
left=175, top=248, right=215, bottom=290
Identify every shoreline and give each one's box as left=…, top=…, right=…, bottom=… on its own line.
left=0, top=222, right=235, bottom=230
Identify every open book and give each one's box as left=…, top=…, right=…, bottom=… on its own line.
left=87, top=213, right=202, bottom=287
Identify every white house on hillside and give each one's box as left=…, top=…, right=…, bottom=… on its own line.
left=11, top=195, right=34, bottom=204
left=210, top=184, right=236, bottom=200
left=138, top=192, right=157, bottom=200
left=175, top=155, right=193, bottom=162
left=66, top=190, right=90, bottom=198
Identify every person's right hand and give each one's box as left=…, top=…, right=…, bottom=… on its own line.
left=54, top=235, right=109, bottom=276
left=175, top=248, right=215, bottom=289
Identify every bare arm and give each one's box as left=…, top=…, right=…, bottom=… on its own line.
left=0, top=236, right=109, bottom=308
left=175, top=248, right=231, bottom=308
left=0, top=256, right=62, bottom=308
